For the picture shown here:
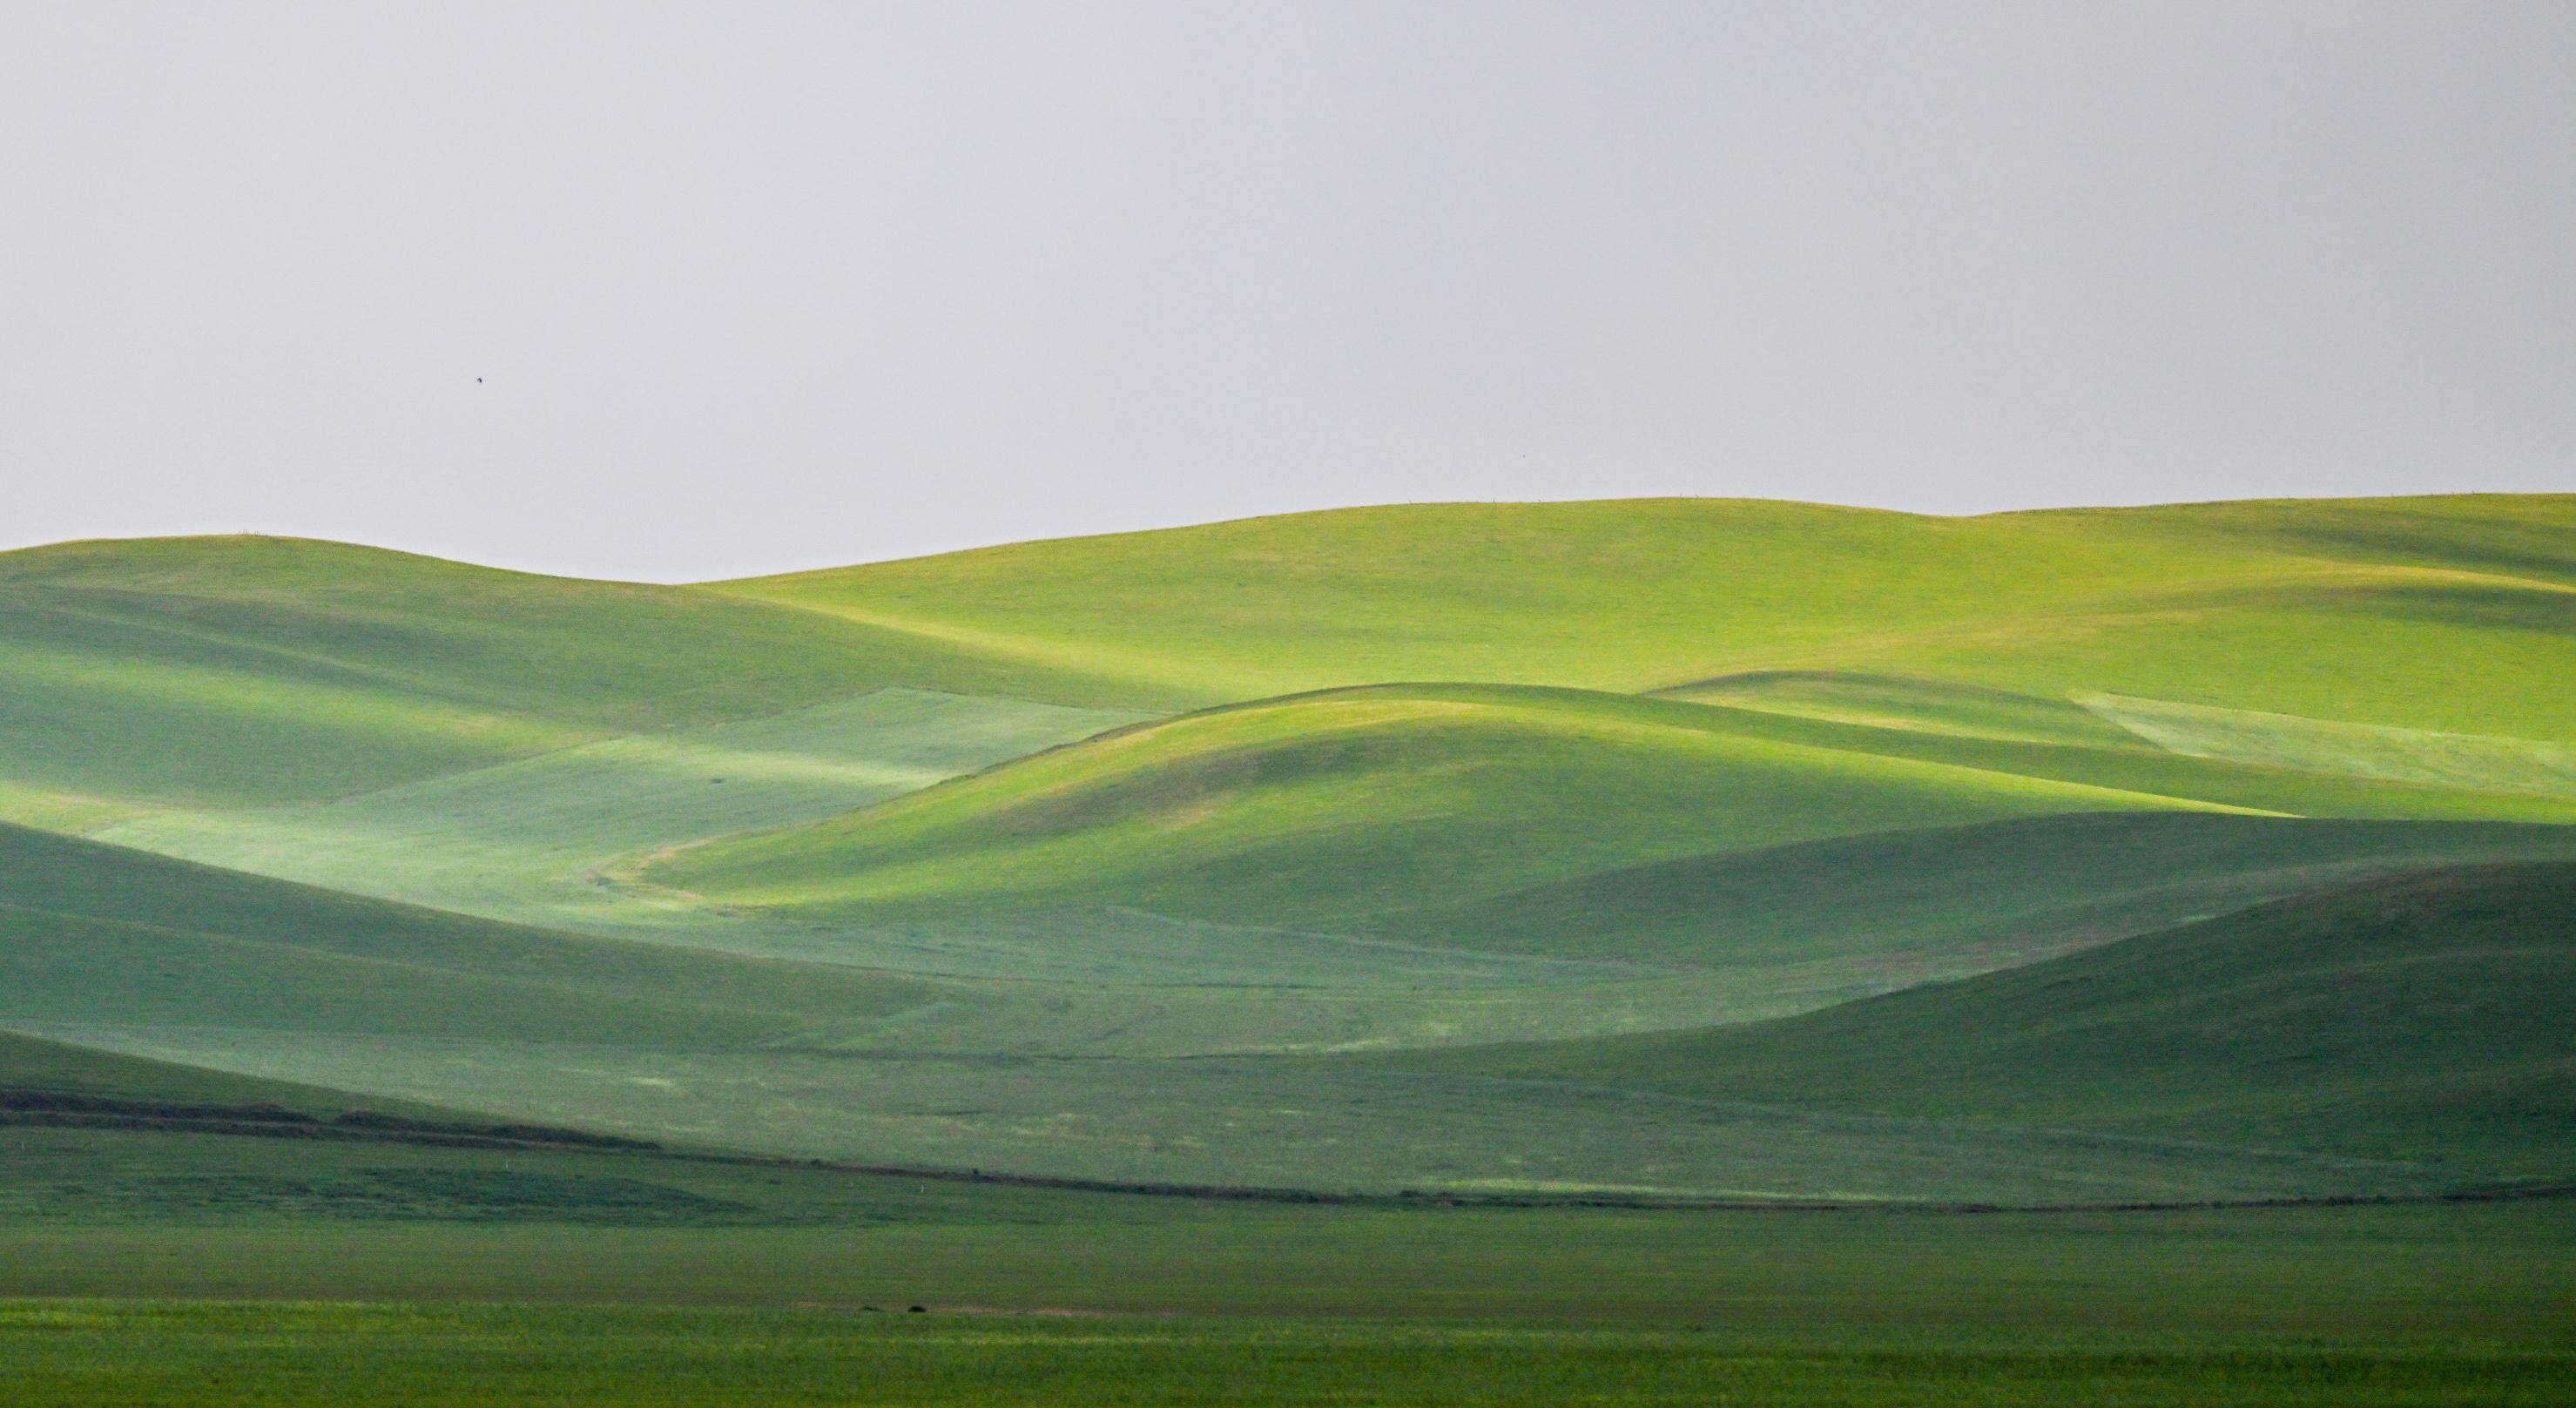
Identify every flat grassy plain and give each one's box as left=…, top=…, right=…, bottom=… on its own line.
left=12, top=1301, right=2568, bottom=1408
left=9, top=1021, right=2573, bottom=1400
left=3, top=1117, right=2573, bottom=1405
left=3, top=1125, right=2572, bottom=1405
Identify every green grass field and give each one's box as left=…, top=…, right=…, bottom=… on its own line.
left=3, top=495, right=2573, bottom=1400
left=10, top=1303, right=2573, bottom=1408
left=3, top=1118, right=2572, bottom=1404
left=3, top=1111, right=2573, bottom=1404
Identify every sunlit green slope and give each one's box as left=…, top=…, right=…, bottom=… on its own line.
left=649, top=681, right=2576, bottom=928
left=11, top=496, right=2568, bottom=826
left=1396, top=862, right=2576, bottom=1176
left=712, top=495, right=2576, bottom=738
left=644, top=684, right=2239, bottom=923
left=0, top=535, right=1131, bottom=824
left=99, top=689, right=1147, bottom=966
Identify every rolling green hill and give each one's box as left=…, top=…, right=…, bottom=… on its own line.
left=648, top=681, right=2576, bottom=931
left=0, top=822, right=934, bottom=1047
left=98, top=688, right=1150, bottom=966
left=1394, top=862, right=2576, bottom=1175
left=644, top=684, right=2241, bottom=923
left=1352, top=812, right=2576, bottom=972
left=4, top=495, right=2573, bottom=1205
left=21, top=813, right=2566, bottom=1202
left=714, top=495, right=2576, bottom=738
left=1, top=1029, right=434, bottom=1121
left=11, top=495, right=2570, bottom=823
left=0, top=535, right=1132, bottom=825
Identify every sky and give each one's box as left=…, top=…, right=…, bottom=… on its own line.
left=4, top=2, right=2571, bottom=582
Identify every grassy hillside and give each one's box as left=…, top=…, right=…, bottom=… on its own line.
left=2008, top=495, right=2576, bottom=589
left=1399, top=862, right=2576, bottom=1175
left=11, top=497, right=2568, bottom=825
left=714, top=495, right=2576, bottom=738
left=1353, top=812, right=2576, bottom=972
left=0, top=823, right=934, bottom=1047
left=100, top=689, right=1148, bottom=966
left=1669, top=672, right=2576, bottom=812
left=10, top=502, right=2576, bottom=1404
left=0, top=1030, right=448, bottom=1122
left=647, top=684, right=2240, bottom=923
left=649, top=681, right=2576, bottom=932
left=26, top=819, right=2500, bottom=1203
left=664, top=495, right=2575, bottom=943
left=0, top=536, right=1134, bottom=821
left=10, top=495, right=2573, bottom=1205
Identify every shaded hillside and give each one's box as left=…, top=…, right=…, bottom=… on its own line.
left=0, top=1029, right=443, bottom=1122
left=1395, top=863, right=2576, bottom=1176
left=1352, top=812, right=2576, bottom=970
left=0, top=823, right=933, bottom=1046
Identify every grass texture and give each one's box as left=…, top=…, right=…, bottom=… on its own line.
left=4, top=495, right=2573, bottom=1204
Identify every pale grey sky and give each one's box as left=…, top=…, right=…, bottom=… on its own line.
left=4, top=1, right=2570, bottom=580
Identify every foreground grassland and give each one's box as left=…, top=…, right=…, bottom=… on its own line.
left=7, top=1083, right=2573, bottom=1400
left=3, top=1115, right=2573, bottom=1401
left=7, top=1304, right=2573, bottom=1407
left=3, top=1142, right=2572, bottom=1405
left=9, top=1160, right=2573, bottom=1328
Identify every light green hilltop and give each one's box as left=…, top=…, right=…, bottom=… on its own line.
left=712, top=495, right=2576, bottom=737
left=642, top=684, right=2244, bottom=923
left=646, top=681, right=2576, bottom=927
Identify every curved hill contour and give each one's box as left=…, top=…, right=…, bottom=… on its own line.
left=4, top=494, right=2572, bottom=1203
left=712, top=495, right=2576, bottom=738
left=1391, top=861, right=2576, bottom=1176
left=644, top=684, right=2241, bottom=923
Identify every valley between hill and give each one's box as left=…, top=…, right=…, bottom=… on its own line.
left=4, top=495, right=2573, bottom=1203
